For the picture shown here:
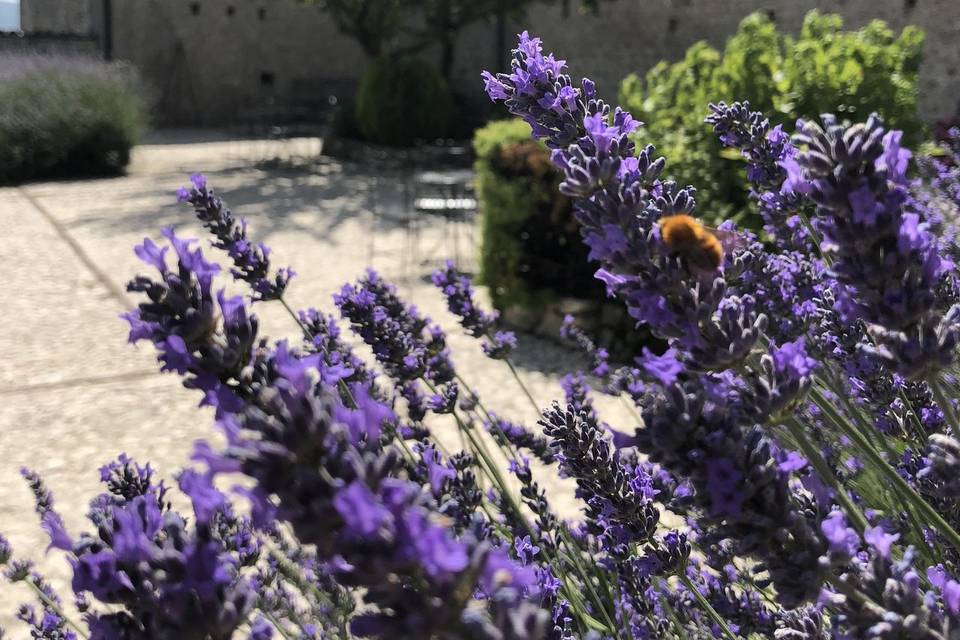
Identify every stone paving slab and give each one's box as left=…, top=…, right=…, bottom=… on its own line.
left=0, top=135, right=636, bottom=628
left=0, top=188, right=156, bottom=389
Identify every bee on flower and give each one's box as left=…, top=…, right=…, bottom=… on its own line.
left=658, top=214, right=742, bottom=274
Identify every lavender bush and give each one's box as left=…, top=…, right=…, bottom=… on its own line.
left=0, top=53, right=146, bottom=183
left=6, top=31, right=960, bottom=639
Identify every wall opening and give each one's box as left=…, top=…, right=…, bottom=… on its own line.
left=0, top=0, right=20, bottom=32
left=190, top=2, right=201, bottom=16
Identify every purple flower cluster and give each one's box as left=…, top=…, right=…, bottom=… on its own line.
left=178, top=173, right=293, bottom=301
left=706, top=100, right=813, bottom=247
left=794, top=115, right=960, bottom=378
left=539, top=403, right=658, bottom=546
left=10, top=30, right=960, bottom=639
left=1, top=531, right=78, bottom=640
left=432, top=260, right=517, bottom=359
left=485, top=30, right=828, bottom=606
left=486, top=34, right=771, bottom=373
left=335, top=269, right=458, bottom=421
left=121, top=231, right=550, bottom=638
left=19, top=458, right=257, bottom=640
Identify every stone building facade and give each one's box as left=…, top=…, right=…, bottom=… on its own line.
left=10, top=0, right=960, bottom=125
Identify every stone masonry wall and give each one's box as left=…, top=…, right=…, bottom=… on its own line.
left=16, top=0, right=960, bottom=125
left=20, top=0, right=97, bottom=34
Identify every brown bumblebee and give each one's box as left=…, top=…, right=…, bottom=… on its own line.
left=658, top=214, right=742, bottom=274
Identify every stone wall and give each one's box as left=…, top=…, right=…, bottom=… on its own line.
left=0, top=31, right=99, bottom=56
left=16, top=0, right=960, bottom=125
left=19, top=0, right=97, bottom=35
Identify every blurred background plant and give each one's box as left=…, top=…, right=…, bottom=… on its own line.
left=618, top=10, right=924, bottom=228
left=474, top=119, right=599, bottom=310
left=354, top=55, right=453, bottom=147
left=0, top=53, right=147, bottom=184
left=314, top=0, right=616, bottom=145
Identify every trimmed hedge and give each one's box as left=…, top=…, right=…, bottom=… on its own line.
left=355, top=56, right=453, bottom=147
left=474, top=119, right=604, bottom=310
left=619, top=10, right=924, bottom=228
left=0, top=54, right=147, bottom=184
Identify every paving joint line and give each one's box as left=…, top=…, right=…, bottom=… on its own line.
left=19, top=186, right=131, bottom=306
left=0, top=370, right=161, bottom=396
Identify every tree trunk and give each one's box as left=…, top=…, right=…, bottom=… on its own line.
left=440, top=35, right=455, bottom=80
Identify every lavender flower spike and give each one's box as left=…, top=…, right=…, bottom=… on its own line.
left=794, top=115, right=960, bottom=378
left=178, top=173, right=293, bottom=300
left=432, top=260, right=517, bottom=360
left=483, top=31, right=766, bottom=371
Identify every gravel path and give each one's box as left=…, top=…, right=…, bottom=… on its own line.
left=0, top=133, right=636, bottom=627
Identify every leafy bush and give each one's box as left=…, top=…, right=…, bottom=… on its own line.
left=0, top=54, right=147, bottom=184
left=354, top=55, right=453, bottom=146
left=619, top=10, right=924, bottom=227
left=474, top=119, right=603, bottom=310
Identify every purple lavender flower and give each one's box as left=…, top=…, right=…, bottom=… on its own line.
left=336, top=269, right=454, bottom=387
left=124, top=238, right=549, bottom=636
left=249, top=616, right=273, bottom=640
left=432, top=260, right=517, bottom=360
left=706, top=101, right=794, bottom=191
left=486, top=32, right=828, bottom=607
left=559, top=315, right=610, bottom=378
left=484, top=31, right=766, bottom=372
left=705, top=102, right=815, bottom=246
left=195, top=351, right=547, bottom=637
left=299, top=308, right=378, bottom=389
left=794, top=115, right=960, bottom=378
left=18, top=464, right=255, bottom=639
left=123, top=229, right=263, bottom=418
left=820, top=510, right=859, bottom=558
left=540, top=403, right=659, bottom=545
left=178, top=173, right=292, bottom=300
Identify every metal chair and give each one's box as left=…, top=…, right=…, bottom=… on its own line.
left=365, top=143, right=476, bottom=281
left=410, top=169, right=477, bottom=270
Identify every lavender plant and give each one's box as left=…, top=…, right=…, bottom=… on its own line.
left=7, top=29, right=960, bottom=640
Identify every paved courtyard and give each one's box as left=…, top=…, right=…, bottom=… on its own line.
left=0, top=133, right=634, bottom=623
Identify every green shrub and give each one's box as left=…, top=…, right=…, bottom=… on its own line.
left=474, top=119, right=604, bottom=310
left=0, top=54, right=147, bottom=184
left=355, top=56, right=453, bottom=146
left=619, top=10, right=924, bottom=227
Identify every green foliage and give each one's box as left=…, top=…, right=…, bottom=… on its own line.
left=0, top=56, right=146, bottom=184
left=354, top=56, right=453, bottom=147
left=782, top=14, right=923, bottom=133
left=618, top=10, right=925, bottom=227
left=474, top=119, right=604, bottom=310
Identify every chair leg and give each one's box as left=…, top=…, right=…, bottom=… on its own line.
left=453, top=219, right=460, bottom=268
